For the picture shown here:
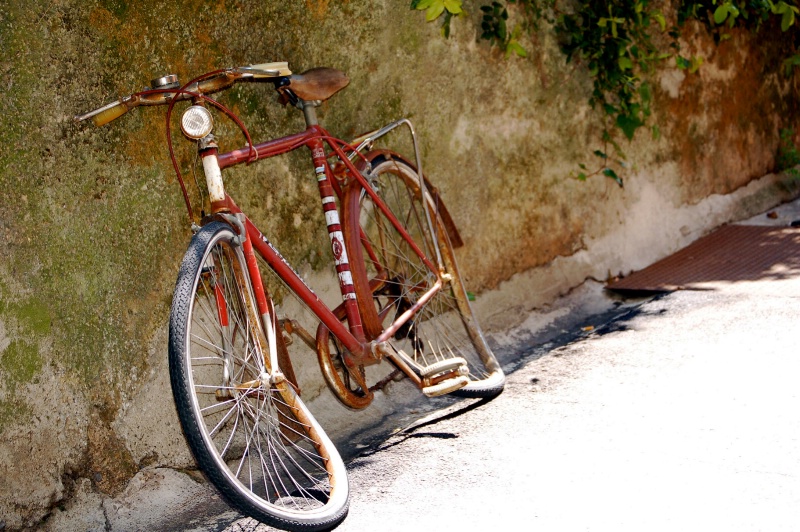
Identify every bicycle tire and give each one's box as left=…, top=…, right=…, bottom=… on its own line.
left=169, top=221, right=349, bottom=532
left=345, top=152, right=505, bottom=398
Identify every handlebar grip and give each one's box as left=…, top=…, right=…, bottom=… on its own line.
left=92, top=102, right=129, bottom=126
left=244, top=62, right=291, bottom=78
left=196, top=72, right=238, bottom=94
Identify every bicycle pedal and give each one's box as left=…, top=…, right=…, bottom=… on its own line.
left=419, top=357, right=468, bottom=378
left=422, top=375, right=469, bottom=397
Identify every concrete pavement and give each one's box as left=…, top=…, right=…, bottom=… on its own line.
left=333, top=276, right=800, bottom=531
left=44, top=200, right=800, bottom=531
left=211, top=200, right=800, bottom=531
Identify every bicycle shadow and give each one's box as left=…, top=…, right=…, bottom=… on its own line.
left=347, top=396, right=497, bottom=462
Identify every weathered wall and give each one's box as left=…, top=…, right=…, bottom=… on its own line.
left=0, top=1, right=798, bottom=529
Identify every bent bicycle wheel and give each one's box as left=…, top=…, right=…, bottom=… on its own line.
left=346, top=152, right=505, bottom=398
left=169, top=222, right=349, bottom=532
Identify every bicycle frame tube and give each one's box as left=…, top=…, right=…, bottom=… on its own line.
left=216, top=195, right=367, bottom=359
left=218, top=126, right=439, bottom=275
left=211, top=124, right=443, bottom=362
left=324, top=136, right=440, bottom=276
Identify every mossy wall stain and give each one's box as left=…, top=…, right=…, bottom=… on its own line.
left=1, top=340, right=42, bottom=392
left=0, top=0, right=796, bottom=528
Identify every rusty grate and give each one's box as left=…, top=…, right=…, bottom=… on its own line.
left=607, top=224, right=800, bottom=293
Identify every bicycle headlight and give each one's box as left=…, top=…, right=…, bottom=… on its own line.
left=181, top=105, right=214, bottom=140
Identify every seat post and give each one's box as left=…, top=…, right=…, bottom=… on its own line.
left=301, top=100, right=319, bottom=127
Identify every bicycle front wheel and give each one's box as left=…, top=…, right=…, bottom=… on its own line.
left=346, top=152, right=505, bottom=398
left=169, top=222, right=349, bottom=532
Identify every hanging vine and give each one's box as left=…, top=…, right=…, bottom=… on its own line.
left=411, top=0, right=800, bottom=185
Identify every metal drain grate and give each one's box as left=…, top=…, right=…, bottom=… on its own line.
left=607, top=224, right=800, bottom=293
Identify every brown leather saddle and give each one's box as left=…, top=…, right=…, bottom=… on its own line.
left=282, top=67, right=349, bottom=102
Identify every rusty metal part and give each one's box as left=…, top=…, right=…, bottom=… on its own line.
left=275, top=320, right=300, bottom=396
left=374, top=344, right=423, bottom=389
left=281, top=319, right=318, bottom=351
left=373, top=279, right=442, bottom=344
left=368, top=368, right=405, bottom=393
left=316, top=324, right=373, bottom=410
left=607, top=225, right=800, bottom=293
left=271, top=378, right=345, bottom=500
left=364, top=150, right=463, bottom=248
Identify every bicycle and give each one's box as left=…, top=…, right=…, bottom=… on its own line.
left=75, top=62, right=505, bottom=532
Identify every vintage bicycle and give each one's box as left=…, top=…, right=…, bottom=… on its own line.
left=76, top=62, right=505, bottom=532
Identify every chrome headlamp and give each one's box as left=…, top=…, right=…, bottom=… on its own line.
left=181, top=105, right=214, bottom=140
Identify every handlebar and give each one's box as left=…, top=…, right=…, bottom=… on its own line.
left=74, top=62, right=292, bottom=127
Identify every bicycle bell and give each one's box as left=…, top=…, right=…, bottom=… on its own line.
left=151, top=74, right=180, bottom=90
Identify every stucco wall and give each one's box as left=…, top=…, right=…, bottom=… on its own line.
left=1, top=1, right=798, bottom=528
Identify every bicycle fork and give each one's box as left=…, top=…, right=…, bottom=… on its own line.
left=201, top=142, right=292, bottom=390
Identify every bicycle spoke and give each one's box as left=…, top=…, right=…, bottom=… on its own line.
left=351, top=157, right=503, bottom=397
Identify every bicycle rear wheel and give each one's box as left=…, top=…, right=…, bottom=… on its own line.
left=346, top=152, right=505, bottom=398
left=169, top=221, right=349, bottom=532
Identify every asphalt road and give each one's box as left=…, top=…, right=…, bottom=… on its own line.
left=213, top=267, right=800, bottom=532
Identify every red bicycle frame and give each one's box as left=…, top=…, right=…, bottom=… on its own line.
left=207, top=124, right=442, bottom=365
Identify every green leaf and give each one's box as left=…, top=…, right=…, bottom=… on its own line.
left=689, top=56, right=704, bottom=73
left=618, top=56, right=634, bottom=70
left=577, top=172, right=588, bottom=181
left=506, top=41, right=527, bottom=58
left=616, top=113, right=644, bottom=140
left=782, top=8, right=795, bottom=30
left=443, top=0, right=462, bottom=15
left=714, top=4, right=729, bottom=24
left=426, top=1, right=446, bottom=21
left=603, top=168, right=624, bottom=187
left=594, top=150, right=608, bottom=159
left=783, top=54, right=800, bottom=75
left=653, top=11, right=666, bottom=31
left=639, top=82, right=652, bottom=101
left=651, top=124, right=661, bottom=140
left=441, top=11, right=453, bottom=37
left=415, top=0, right=434, bottom=10
left=467, top=291, right=476, bottom=301
left=603, top=103, right=618, bottom=115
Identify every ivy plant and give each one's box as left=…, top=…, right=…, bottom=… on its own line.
left=776, top=128, right=800, bottom=178
left=480, top=2, right=528, bottom=57
left=412, top=0, right=800, bottom=184
left=411, top=0, right=464, bottom=37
